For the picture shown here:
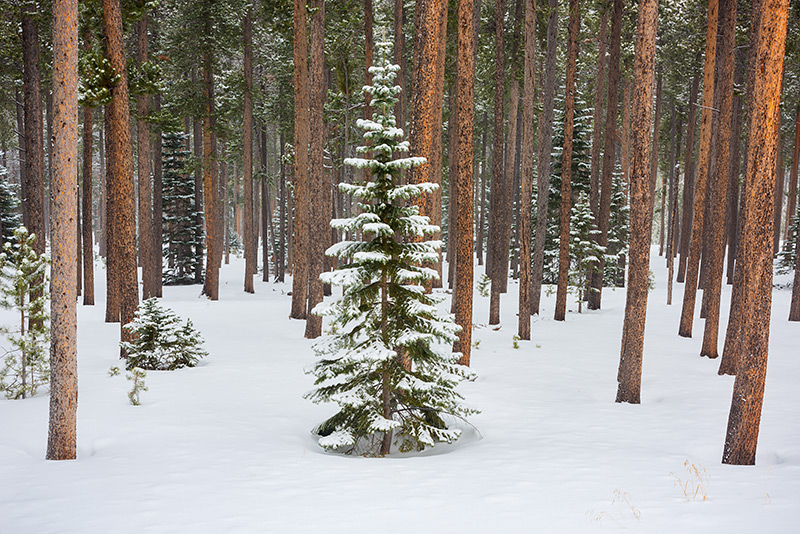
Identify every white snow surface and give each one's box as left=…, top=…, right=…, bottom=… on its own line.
left=1, top=249, right=798, bottom=533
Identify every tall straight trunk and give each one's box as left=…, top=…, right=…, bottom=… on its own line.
left=103, top=0, right=138, bottom=349
left=719, top=0, right=762, bottom=375
left=153, top=93, right=163, bottom=297
left=530, top=0, right=559, bottom=315
left=261, top=151, right=269, bottom=282
left=487, top=0, right=506, bottom=324
left=279, top=132, right=286, bottom=282
left=430, top=4, right=448, bottom=288
left=291, top=0, right=310, bottom=318
left=651, top=71, right=662, bottom=228
left=221, top=141, right=230, bottom=265
left=589, top=6, right=610, bottom=217
left=14, top=88, right=25, bottom=188
left=789, top=218, right=800, bottom=320
left=555, top=0, right=579, bottom=323
left=518, top=0, right=537, bottom=335
left=201, top=50, right=220, bottom=300
left=193, top=117, right=203, bottom=283
left=305, top=0, right=326, bottom=339
left=588, top=0, right=623, bottom=310
left=723, top=0, right=787, bottom=465
left=700, top=0, right=736, bottom=359
left=786, top=102, right=800, bottom=239
left=408, top=0, right=448, bottom=284
left=243, top=9, right=255, bottom=293
left=725, top=55, right=744, bottom=285
left=666, top=105, right=681, bottom=305
left=677, top=72, right=700, bottom=283
left=452, top=0, right=475, bottom=364
left=77, top=190, right=82, bottom=296
left=616, top=0, right=658, bottom=404
left=393, top=0, right=407, bottom=129
left=82, top=104, right=95, bottom=305
left=477, top=111, right=488, bottom=266
left=47, top=0, right=78, bottom=460
left=21, top=5, right=44, bottom=257
left=103, top=111, right=119, bottom=322
left=447, top=88, right=458, bottom=291
left=137, top=14, right=157, bottom=300
left=678, top=0, right=719, bottom=337
left=497, top=82, right=520, bottom=292
left=364, top=0, right=374, bottom=120
left=45, top=92, right=52, bottom=242
left=773, top=140, right=784, bottom=254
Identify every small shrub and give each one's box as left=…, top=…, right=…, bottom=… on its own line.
left=109, top=366, right=148, bottom=405
left=512, top=334, right=520, bottom=349
left=120, top=298, right=207, bottom=371
left=476, top=274, right=491, bottom=297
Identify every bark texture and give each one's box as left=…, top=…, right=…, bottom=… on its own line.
left=555, top=0, right=578, bottom=322
left=82, top=103, right=95, bottom=305
left=47, top=0, right=78, bottom=460
left=677, top=73, right=700, bottom=283
left=723, top=0, right=787, bottom=465
left=616, top=0, right=658, bottom=404
left=243, top=9, right=255, bottom=294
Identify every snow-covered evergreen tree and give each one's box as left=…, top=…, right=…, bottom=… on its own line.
left=604, top=167, right=629, bottom=287
left=777, top=212, right=799, bottom=274
left=162, top=132, right=203, bottom=284
left=569, top=193, right=605, bottom=313
left=0, top=226, right=49, bottom=399
left=305, top=40, right=476, bottom=456
left=0, top=166, right=21, bottom=246
left=121, top=298, right=207, bottom=371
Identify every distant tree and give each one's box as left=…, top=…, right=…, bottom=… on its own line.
left=568, top=194, right=604, bottom=313
left=0, top=167, right=21, bottom=245
left=162, top=132, right=202, bottom=285
left=306, top=44, right=475, bottom=455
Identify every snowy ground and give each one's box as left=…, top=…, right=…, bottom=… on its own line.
left=0, top=248, right=798, bottom=533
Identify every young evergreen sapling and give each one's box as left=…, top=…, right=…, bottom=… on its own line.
left=121, top=298, right=207, bottom=370
left=305, top=40, right=476, bottom=456
left=0, top=226, right=49, bottom=399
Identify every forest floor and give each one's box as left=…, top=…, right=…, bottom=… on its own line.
left=0, top=248, right=798, bottom=533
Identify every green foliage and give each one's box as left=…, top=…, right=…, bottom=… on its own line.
left=305, top=42, right=476, bottom=456
left=604, top=169, right=630, bottom=287
left=162, top=132, right=203, bottom=284
left=0, top=167, right=21, bottom=245
left=0, top=227, right=49, bottom=399
left=120, top=298, right=207, bottom=371
left=568, top=193, right=605, bottom=312
left=476, top=273, right=491, bottom=297
left=777, top=213, right=799, bottom=274
left=109, top=366, right=149, bottom=406
left=79, top=48, right=121, bottom=108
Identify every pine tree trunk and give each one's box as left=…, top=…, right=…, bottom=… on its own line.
left=103, top=110, right=119, bottom=322
left=408, top=0, right=448, bottom=287
left=364, top=0, right=373, bottom=120
left=554, top=0, right=578, bottom=323
left=530, top=0, right=559, bottom=315
left=589, top=6, right=610, bottom=218
left=137, top=14, right=157, bottom=300
left=430, top=5, right=448, bottom=289
left=678, top=0, right=719, bottom=337
left=677, top=72, right=700, bottom=283
left=452, top=0, right=475, bottom=365
left=261, top=127, right=269, bottom=282
left=393, top=0, right=407, bottom=131
left=476, top=111, right=488, bottom=266
left=243, top=9, right=255, bottom=293
left=700, top=0, right=736, bottom=359
left=588, top=0, right=623, bottom=310
left=103, top=0, right=139, bottom=347
left=488, top=0, right=506, bottom=325
left=789, top=221, right=800, bottom=320
left=786, top=103, right=800, bottom=240
left=201, top=51, right=219, bottom=300
left=153, top=93, right=163, bottom=297
left=723, top=0, right=787, bottom=465
left=21, top=6, right=44, bottom=257
left=519, top=0, right=537, bottom=334
left=666, top=103, right=681, bottom=305
left=82, top=103, right=95, bottom=305
left=47, top=0, right=78, bottom=460
left=616, top=0, right=658, bottom=404
left=279, top=132, right=286, bottom=282
left=725, top=52, right=744, bottom=286
left=651, top=71, right=662, bottom=237
left=304, top=0, right=326, bottom=339
left=291, top=0, right=310, bottom=318
left=773, top=140, right=784, bottom=254
left=193, top=117, right=203, bottom=283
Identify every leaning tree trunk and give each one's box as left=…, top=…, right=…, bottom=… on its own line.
left=103, top=0, right=139, bottom=350
left=723, top=0, right=787, bottom=465
left=616, top=0, right=658, bottom=405
left=554, top=0, right=579, bottom=323
left=47, top=0, right=78, bottom=461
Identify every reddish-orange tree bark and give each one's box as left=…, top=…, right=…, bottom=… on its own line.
left=47, top=0, right=78, bottom=460
left=722, top=0, right=788, bottom=465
